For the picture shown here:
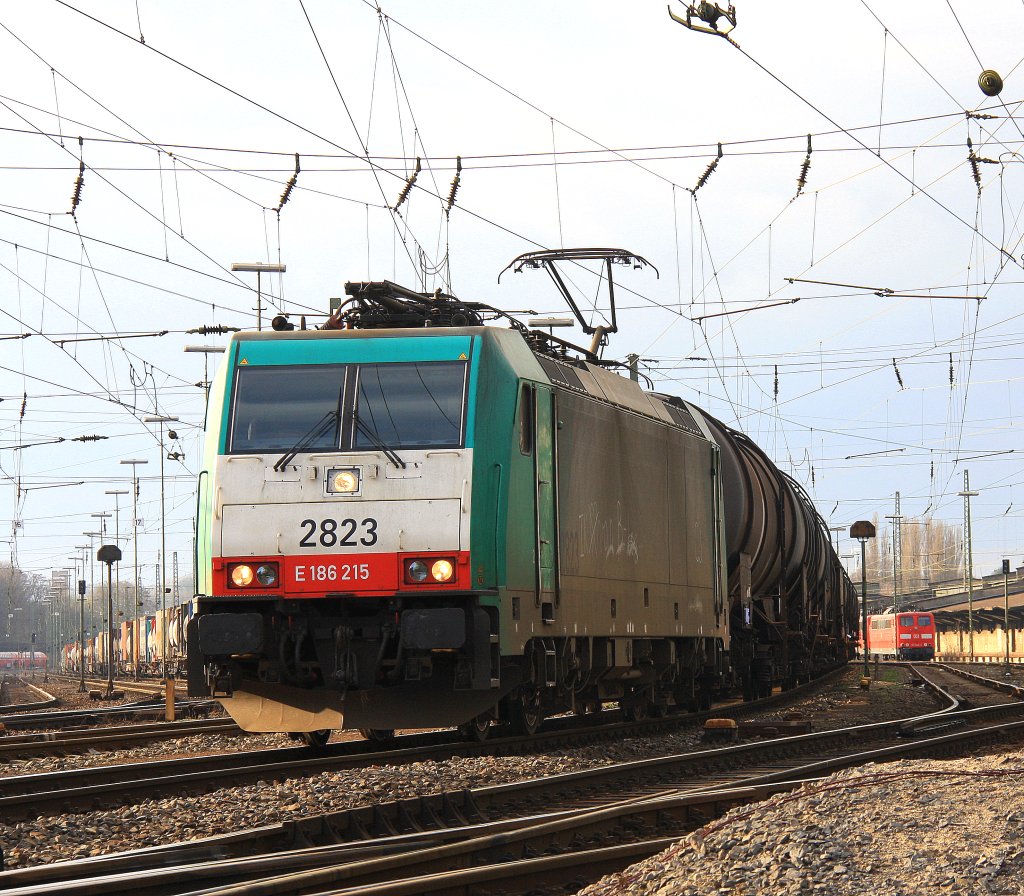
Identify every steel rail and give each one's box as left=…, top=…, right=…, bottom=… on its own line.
left=0, top=665, right=854, bottom=820
left=6, top=711, right=1024, bottom=895
left=0, top=679, right=57, bottom=714
left=0, top=716, right=240, bottom=761
left=0, top=665, right=1011, bottom=885
left=0, top=698, right=217, bottom=731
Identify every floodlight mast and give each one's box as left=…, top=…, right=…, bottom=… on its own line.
left=143, top=416, right=178, bottom=681
left=850, top=520, right=876, bottom=679
left=232, top=262, right=286, bottom=331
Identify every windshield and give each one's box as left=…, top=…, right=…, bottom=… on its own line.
left=228, top=360, right=466, bottom=454
left=229, top=365, right=343, bottom=453
left=354, top=362, right=466, bottom=449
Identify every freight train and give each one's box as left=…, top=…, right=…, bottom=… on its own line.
left=187, top=259, right=858, bottom=744
left=58, top=603, right=194, bottom=677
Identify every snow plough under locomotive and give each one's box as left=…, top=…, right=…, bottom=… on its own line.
left=187, top=255, right=857, bottom=742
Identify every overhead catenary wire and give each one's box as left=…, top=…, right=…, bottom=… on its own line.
left=2, top=3, right=1015, bottom=573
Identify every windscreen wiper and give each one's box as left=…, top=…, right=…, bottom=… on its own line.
left=353, top=415, right=406, bottom=469
left=274, top=410, right=340, bottom=471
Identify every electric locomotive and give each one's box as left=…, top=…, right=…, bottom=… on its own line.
left=866, top=611, right=936, bottom=661
left=188, top=256, right=856, bottom=742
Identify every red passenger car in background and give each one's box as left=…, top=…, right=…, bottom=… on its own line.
left=866, top=612, right=936, bottom=660
left=0, top=651, right=47, bottom=671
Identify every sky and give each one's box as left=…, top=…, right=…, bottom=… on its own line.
left=2, top=0, right=1024, bottom=618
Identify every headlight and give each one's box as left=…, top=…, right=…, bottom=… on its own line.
left=228, top=561, right=279, bottom=589
left=255, top=564, right=279, bottom=586
left=430, top=559, right=455, bottom=582
left=327, top=467, right=360, bottom=494
left=230, top=564, right=254, bottom=587
left=405, top=560, right=429, bottom=583
left=403, top=557, right=457, bottom=585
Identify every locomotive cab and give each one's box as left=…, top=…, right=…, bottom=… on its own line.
left=190, top=324, right=512, bottom=731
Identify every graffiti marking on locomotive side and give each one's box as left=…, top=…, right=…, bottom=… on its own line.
left=577, top=501, right=639, bottom=564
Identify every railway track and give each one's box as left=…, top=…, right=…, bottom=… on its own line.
left=0, top=679, right=57, bottom=715
left=3, top=663, right=1023, bottom=894
left=0, top=666, right=849, bottom=822
left=0, top=698, right=216, bottom=731
left=0, top=716, right=239, bottom=761
left=43, top=673, right=188, bottom=696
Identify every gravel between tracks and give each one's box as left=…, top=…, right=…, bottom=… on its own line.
left=579, top=751, right=1024, bottom=896
left=0, top=667, right=973, bottom=873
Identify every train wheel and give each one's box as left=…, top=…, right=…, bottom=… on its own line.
left=621, top=692, right=650, bottom=722
left=510, top=686, right=543, bottom=736
left=300, top=729, right=332, bottom=748
left=458, top=714, right=491, bottom=742
left=359, top=728, right=396, bottom=745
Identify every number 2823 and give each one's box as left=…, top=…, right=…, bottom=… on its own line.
left=299, top=517, right=378, bottom=548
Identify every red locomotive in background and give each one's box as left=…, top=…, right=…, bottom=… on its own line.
left=865, top=612, right=936, bottom=661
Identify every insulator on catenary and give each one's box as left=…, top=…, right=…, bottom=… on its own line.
left=693, top=143, right=723, bottom=193
left=773, top=364, right=779, bottom=400
left=949, top=352, right=954, bottom=386
left=70, top=160, right=84, bottom=215
left=70, top=136, right=85, bottom=216
left=393, top=157, right=422, bottom=211
left=795, top=134, right=812, bottom=198
left=275, top=153, right=300, bottom=212
left=446, top=156, right=462, bottom=212
left=187, top=324, right=240, bottom=335
left=967, top=137, right=981, bottom=192
left=892, top=358, right=904, bottom=389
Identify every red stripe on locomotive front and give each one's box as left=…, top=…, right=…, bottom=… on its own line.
left=213, top=551, right=470, bottom=596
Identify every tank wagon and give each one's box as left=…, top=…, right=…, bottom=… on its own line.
left=187, top=274, right=857, bottom=742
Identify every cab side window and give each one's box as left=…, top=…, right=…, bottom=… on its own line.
left=519, top=384, right=534, bottom=455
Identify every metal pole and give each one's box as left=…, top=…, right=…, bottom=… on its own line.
left=120, top=459, right=147, bottom=680
left=231, top=262, right=284, bottom=332
left=133, top=473, right=140, bottom=679
left=143, top=417, right=177, bottom=684
left=79, top=587, right=86, bottom=692
left=861, top=538, right=869, bottom=677
left=959, top=470, right=978, bottom=661
left=106, top=560, right=114, bottom=696
left=1005, top=561, right=1011, bottom=666
left=89, top=538, right=95, bottom=652
left=160, top=421, right=167, bottom=680
left=886, top=492, right=902, bottom=614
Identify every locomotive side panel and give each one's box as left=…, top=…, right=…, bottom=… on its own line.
left=554, top=389, right=722, bottom=641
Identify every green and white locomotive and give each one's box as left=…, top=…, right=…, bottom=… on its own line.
left=188, top=260, right=856, bottom=742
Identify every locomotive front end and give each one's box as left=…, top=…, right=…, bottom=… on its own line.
left=189, top=328, right=500, bottom=733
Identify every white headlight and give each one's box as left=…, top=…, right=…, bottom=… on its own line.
left=430, top=559, right=455, bottom=582
left=327, top=467, right=360, bottom=494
